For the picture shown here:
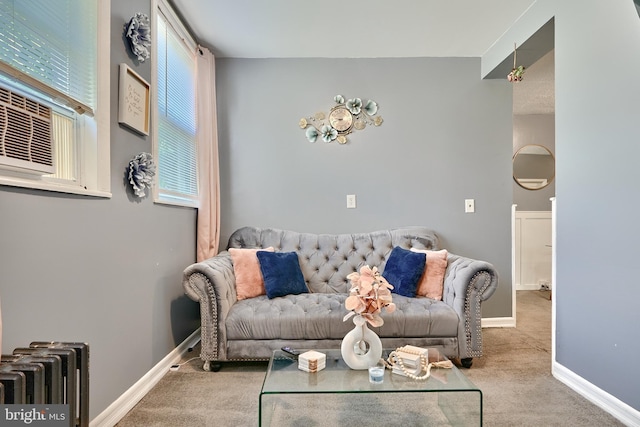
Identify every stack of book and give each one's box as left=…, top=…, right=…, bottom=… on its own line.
left=391, top=346, right=428, bottom=377
left=298, top=350, right=326, bottom=373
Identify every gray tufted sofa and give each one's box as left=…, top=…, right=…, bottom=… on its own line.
left=182, top=226, right=498, bottom=371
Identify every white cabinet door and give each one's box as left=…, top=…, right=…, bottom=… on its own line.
left=515, top=211, right=552, bottom=290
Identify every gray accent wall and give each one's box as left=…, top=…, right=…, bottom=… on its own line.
left=485, top=0, right=640, bottom=414
left=513, top=114, right=556, bottom=211
left=554, top=1, right=640, bottom=412
left=216, top=57, right=514, bottom=319
left=0, top=0, right=199, bottom=419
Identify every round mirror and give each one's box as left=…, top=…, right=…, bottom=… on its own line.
left=513, top=144, right=555, bottom=190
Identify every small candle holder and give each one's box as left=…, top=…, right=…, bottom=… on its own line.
left=368, top=362, right=385, bottom=384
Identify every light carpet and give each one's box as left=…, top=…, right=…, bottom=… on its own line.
left=115, top=291, right=624, bottom=426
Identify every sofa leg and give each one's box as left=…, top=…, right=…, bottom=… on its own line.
left=202, top=361, right=222, bottom=372
left=461, top=358, right=473, bottom=368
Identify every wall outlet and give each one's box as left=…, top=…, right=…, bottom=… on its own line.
left=346, top=194, right=356, bottom=209
left=465, top=199, right=475, bottom=213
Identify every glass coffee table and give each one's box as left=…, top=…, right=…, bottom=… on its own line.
left=259, top=348, right=482, bottom=426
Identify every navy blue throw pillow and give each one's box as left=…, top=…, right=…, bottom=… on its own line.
left=256, top=251, right=308, bottom=299
left=383, top=246, right=426, bottom=298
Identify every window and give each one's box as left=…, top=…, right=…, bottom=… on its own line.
left=153, top=0, right=198, bottom=207
left=0, top=0, right=110, bottom=196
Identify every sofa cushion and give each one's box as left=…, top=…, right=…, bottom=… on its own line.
left=257, top=251, right=309, bottom=299
left=229, top=247, right=275, bottom=300
left=382, top=246, right=426, bottom=297
left=225, top=293, right=458, bottom=341
left=410, top=248, right=448, bottom=300
left=227, top=226, right=439, bottom=294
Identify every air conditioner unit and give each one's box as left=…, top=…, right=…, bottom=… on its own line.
left=0, top=85, right=55, bottom=175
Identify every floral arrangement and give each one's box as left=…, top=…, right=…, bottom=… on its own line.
left=344, top=265, right=396, bottom=327
left=127, top=152, right=155, bottom=198
left=299, top=94, right=383, bottom=145
left=507, top=43, right=525, bottom=82
left=125, top=13, right=151, bottom=62
left=507, top=65, right=525, bottom=82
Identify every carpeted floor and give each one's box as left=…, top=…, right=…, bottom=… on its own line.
left=115, top=291, right=624, bottom=426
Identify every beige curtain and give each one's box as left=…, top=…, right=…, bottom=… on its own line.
left=196, top=46, right=221, bottom=262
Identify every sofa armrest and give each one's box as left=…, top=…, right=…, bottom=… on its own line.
left=182, top=251, right=236, bottom=362
left=442, top=253, right=498, bottom=360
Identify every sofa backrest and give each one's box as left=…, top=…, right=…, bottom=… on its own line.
left=227, top=226, right=439, bottom=293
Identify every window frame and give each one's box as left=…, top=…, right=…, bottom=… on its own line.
left=152, top=0, right=199, bottom=208
left=0, top=0, right=111, bottom=198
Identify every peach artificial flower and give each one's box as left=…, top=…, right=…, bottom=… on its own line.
left=344, top=265, right=395, bottom=327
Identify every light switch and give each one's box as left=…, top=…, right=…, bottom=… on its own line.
left=465, top=199, right=475, bottom=213
left=347, top=194, right=356, bottom=209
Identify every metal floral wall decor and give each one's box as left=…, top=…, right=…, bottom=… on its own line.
left=127, top=152, right=155, bottom=198
left=299, top=95, right=383, bottom=144
left=125, top=13, right=151, bottom=63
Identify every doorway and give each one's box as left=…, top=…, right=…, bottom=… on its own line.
left=512, top=49, right=555, bottom=325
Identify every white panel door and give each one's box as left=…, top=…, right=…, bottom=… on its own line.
left=515, top=211, right=552, bottom=290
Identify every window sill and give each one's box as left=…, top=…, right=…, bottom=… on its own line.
left=153, top=199, right=198, bottom=209
left=0, top=176, right=112, bottom=198
left=154, top=193, right=198, bottom=209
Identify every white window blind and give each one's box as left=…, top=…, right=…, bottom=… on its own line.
left=0, top=0, right=97, bottom=112
left=155, top=3, right=198, bottom=205
left=0, top=0, right=110, bottom=197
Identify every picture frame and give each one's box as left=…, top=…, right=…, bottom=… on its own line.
left=118, top=63, right=150, bottom=135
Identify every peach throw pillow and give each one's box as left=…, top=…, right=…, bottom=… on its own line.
left=410, top=248, right=448, bottom=300
left=229, top=247, right=274, bottom=300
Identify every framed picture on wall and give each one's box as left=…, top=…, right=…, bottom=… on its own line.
left=118, top=63, right=150, bottom=135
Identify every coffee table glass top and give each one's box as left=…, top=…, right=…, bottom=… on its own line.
left=261, top=348, right=480, bottom=394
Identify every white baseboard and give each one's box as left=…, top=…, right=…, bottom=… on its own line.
left=516, top=283, right=544, bottom=291
left=553, top=361, right=640, bottom=426
left=90, top=329, right=201, bottom=427
left=481, top=317, right=516, bottom=328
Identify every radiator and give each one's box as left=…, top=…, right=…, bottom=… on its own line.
left=0, top=341, right=89, bottom=427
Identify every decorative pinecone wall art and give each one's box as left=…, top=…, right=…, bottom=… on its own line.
left=125, top=13, right=151, bottom=62
left=127, top=152, right=155, bottom=198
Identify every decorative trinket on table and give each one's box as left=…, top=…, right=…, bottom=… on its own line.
left=299, top=95, right=383, bottom=145
left=298, top=350, right=326, bottom=373
left=340, top=266, right=395, bottom=370
left=385, top=345, right=453, bottom=380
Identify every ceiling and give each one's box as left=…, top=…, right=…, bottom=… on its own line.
left=170, top=0, right=554, bottom=115
left=170, top=0, right=537, bottom=58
